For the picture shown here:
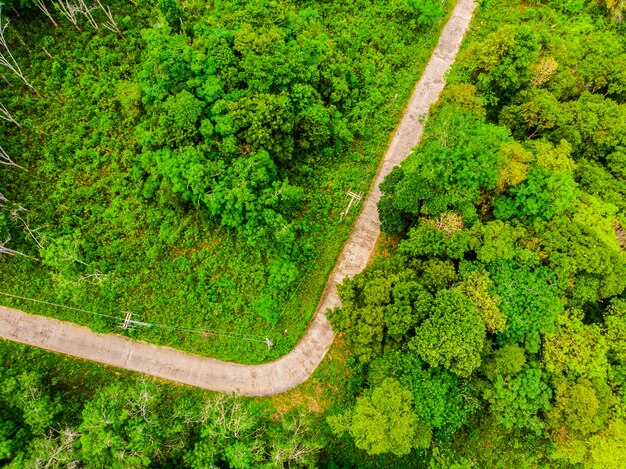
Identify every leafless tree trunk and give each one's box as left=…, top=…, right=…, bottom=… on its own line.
left=77, top=269, right=107, bottom=284
left=55, top=0, right=82, bottom=31
left=37, top=0, right=59, bottom=28
left=0, top=145, right=26, bottom=171
left=10, top=206, right=45, bottom=249
left=0, top=101, right=20, bottom=127
left=42, top=47, right=54, bottom=59
left=0, top=236, right=31, bottom=258
left=95, top=0, right=123, bottom=39
left=77, top=0, right=98, bottom=29
left=0, top=7, right=38, bottom=92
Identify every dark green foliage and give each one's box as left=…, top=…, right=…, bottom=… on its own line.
left=0, top=341, right=328, bottom=468
left=368, top=352, right=476, bottom=438
left=410, top=289, right=486, bottom=378
left=378, top=107, right=511, bottom=231
left=488, top=261, right=562, bottom=349
left=483, top=362, right=552, bottom=434
left=4, top=0, right=626, bottom=466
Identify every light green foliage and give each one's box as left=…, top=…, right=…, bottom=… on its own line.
left=606, top=299, right=626, bottom=363
left=494, top=165, right=578, bottom=221
left=546, top=377, right=616, bottom=465
left=470, top=220, right=536, bottom=265
left=543, top=309, right=609, bottom=380
left=435, top=83, right=486, bottom=118
left=587, top=418, right=626, bottom=468
left=410, top=289, right=486, bottom=378
left=548, top=378, right=612, bottom=438
left=458, top=271, right=506, bottom=333
left=482, top=343, right=527, bottom=381
left=398, top=223, right=472, bottom=261
left=495, top=141, right=533, bottom=193
left=328, top=378, right=425, bottom=456
left=533, top=139, right=576, bottom=173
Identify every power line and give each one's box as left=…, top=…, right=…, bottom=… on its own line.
left=0, top=291, right=268, bottom=344
left=0, top=291, right=121, bottom=322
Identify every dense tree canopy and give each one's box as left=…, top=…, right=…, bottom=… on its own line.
left=328, top=0, right=626, bottom=465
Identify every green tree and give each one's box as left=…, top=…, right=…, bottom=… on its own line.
left=378, top=107, right=511, bottom=232
left=78, top=381, right=167, bottom=468
left=543, top=309, right=608, bottom=380
left=483, top=363, right=552, bottom=434
left=327, top=378, right=427, bottom=456
left=410, top=289, right=486, bottom=378
left=489, top=261, right=562, bottom=350
left=469, top=24, right=540, bottom=106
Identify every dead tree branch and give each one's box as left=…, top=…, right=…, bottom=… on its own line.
left=0, top=236, right=31, bottom=258
left=0, top=6, right=38, bottom=92
left=0, top=145, right=26, bottom=171
left=77, top=0, right=98, bottom=29
left=0, top=101, right=21, bottom=127
left=95, top=0, right=123, bottom=38
left=55, top=0, right=82, bottom=31
left=37, top=0, right=59, bottom=28
left=10, top=206, right=45, bottom=249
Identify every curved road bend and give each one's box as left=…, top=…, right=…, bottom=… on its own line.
left=0, top=0, right=477, bottom=396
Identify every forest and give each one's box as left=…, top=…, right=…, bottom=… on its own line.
left=3, top=0, right=626, bottom=467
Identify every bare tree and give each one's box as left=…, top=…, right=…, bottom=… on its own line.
left=0, top=145, right=26, bottom=171
left=77, top=269, right=107, bottom=284
left=37, top=427, right=81, bottom=468
left=0, top=6, right=38, bottom=92
left=77, top=0, right=98, bottom=29
left=37, top=0, right=59, bottom=28
left=0, top=101, right=20, bottom=127
left=95, top=0, right=123, bottom=38
left=55, top=0, right=82, bottom=31
left=0, top=236, right=30, bottom=258
left=10, top=205, right=45, bottom=249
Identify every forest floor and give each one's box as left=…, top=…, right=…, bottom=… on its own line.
left=0, top=0, right=476, bottom=396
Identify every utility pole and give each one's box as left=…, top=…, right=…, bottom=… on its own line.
left=120, top=311, right=153, bottom=330
left=340, top=190, right=363, bottom=222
